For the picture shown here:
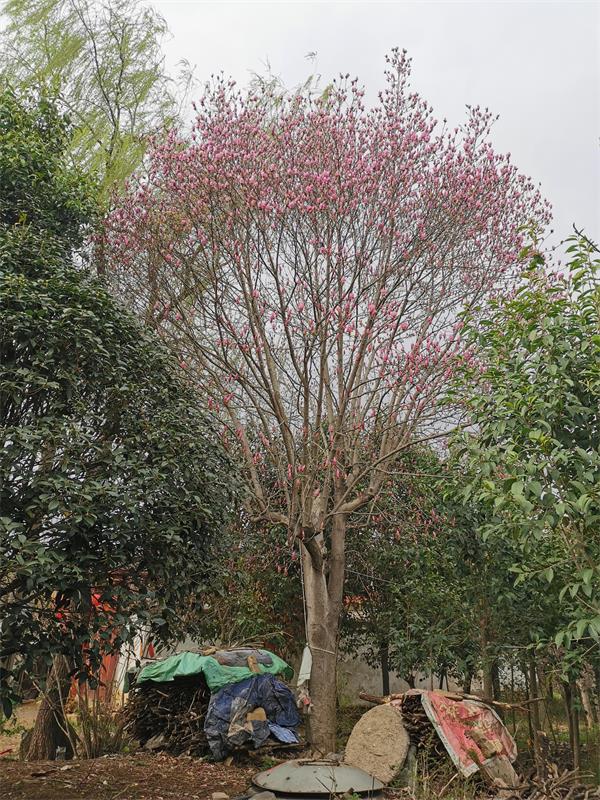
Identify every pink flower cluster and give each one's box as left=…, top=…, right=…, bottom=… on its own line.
left=104, top=49, right=550, bottom=498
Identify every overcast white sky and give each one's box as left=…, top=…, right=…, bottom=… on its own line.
left=153, top=0, right=600, bottom=248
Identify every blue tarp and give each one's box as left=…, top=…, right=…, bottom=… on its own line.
left=204, top=673, right=301, bottom=760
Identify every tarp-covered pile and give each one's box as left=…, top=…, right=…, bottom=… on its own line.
left=205, top=673, right=300, bottom=760
left=125, top=648, right=300, bottom=760
left=136, top=648, right=293, bottom=691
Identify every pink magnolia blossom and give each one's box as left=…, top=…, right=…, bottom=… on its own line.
left=104, top=47, right=549, bottom=546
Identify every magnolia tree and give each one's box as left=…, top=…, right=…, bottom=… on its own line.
left=105, top=51, right=549, bottom=750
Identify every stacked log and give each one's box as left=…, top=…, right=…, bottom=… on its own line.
left=397, top=693, right=447, bottom=759
left=124, top=676, right=211, bottom=757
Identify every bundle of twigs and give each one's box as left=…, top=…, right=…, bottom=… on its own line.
left=398, top=693, right=447, bottom=759
left=398, top=693, right=431, bottom=745
left=497, top=765, right=600, bottom=800
left=124, top=676, right=211, bottom=757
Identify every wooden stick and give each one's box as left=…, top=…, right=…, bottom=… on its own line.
left=358, top=691, right=405, bottom=704
left=358, top=692, right=389, bottom=704
left=359, top=689, right=541, bottom=714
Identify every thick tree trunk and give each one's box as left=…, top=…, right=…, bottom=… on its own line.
left=482, top=663, right=494, bottom=702
left=301, top=513, right=346, bottom=755
left=306, top=628, right=338, bottom=755
left=24, top=655, right=74, bottom=761
left=302, top=557, right=339, bottom=754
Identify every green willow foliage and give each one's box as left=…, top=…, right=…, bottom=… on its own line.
left=452, top=236, right=600, bottom=650
left=1, top=0, right=185, bottom=198
left=0, top=89, right=239, bottom=713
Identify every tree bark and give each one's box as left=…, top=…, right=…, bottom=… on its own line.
left=380, top=642, right=390, bottom=696
left=480, top=614, right=493, bottom=702
left=570, top=681, right=581, bottom=772
left=528, top=655, right=543, bottom=778
left=562, top=680, right=581, bottom=772
left=536, top=660, right=550, bottom=730
left=491, top=660, right=501, bottom=702
left=94, top=232, right=106, bottom=278
left=482, top=663, right=494, bottom=702
left=24, top=655, right=74, bottom=761
left=463, top=669, right=473, bottom=694
left=577, top=663, right=598, bottom=725
left=301, top=514, right=346, bottom=754
left=523, top=660, right=535, bottom=747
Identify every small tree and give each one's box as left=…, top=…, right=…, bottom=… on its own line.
left=0, top=88, right=238, bottom=756
left=105, top=51, right=549, bottom=750
left=450, top=233, right=600, bottom=767
left=341, top=448, right=462, bottom=692
left=342, top=451, right=556, bottom=698
left=453, top=234, right=600, bottom=649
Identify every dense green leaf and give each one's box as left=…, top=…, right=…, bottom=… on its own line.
left=0, top=90, right=240, bottom=701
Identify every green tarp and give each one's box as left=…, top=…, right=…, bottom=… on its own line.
left=136, top=648, right=294, bottom=693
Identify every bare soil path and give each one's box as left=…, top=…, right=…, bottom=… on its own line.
left=0, top=753, right=255, bottom=799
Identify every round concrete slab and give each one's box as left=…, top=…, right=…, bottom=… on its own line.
left=343, top=703, right=410, bottom=784
left=252, top=759, right=384, bottom=795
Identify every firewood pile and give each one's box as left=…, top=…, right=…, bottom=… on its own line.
left=497, top=766, right=600, bottom=800
left=124, top=676, right=211, bottom=757
left=397, top=693, right=447, bottom=759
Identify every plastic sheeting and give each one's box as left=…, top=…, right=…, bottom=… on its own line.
left=392, top=690, right=517, bottom=778
left=136, top=649, right=293, bottom=693
left=204, top=673, right=301, bottom=760
left=296, top=645, right=312, bottom=686
left=421, top=690, right=517, bottom=777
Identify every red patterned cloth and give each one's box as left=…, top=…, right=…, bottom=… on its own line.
left=392, top=690, right=517, bottom=777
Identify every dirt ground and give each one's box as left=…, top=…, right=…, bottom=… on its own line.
left=0, top=753, right=256, bottom=800
left=0, top=702, right=309, bottom=799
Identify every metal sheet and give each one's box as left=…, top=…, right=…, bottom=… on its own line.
left=253, top=759, right=384, bottom=795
